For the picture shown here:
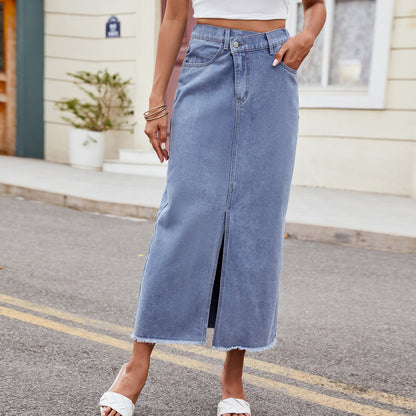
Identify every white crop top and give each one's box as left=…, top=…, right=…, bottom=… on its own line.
left=192, top=0, right=289, bottom=20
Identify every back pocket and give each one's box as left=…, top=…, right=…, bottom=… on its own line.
left=182, top=37, right=224, bottom=67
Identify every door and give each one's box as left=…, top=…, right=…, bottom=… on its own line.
left=0, top=0, right=15, bottom=155
left=161, top=0, right=196, bottom=137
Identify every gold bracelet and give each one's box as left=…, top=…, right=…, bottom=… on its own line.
left=144, top=108, right=167, bottom=119
left=144, top=108, right=167, bottom=121
left=145, top=111, right=169, bottom=121
left=144, top=104, right=166, bottom=115
left=143, top=105, right=167, bottom=119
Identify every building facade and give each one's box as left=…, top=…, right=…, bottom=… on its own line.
left=2, top=0, right=415, bottom=199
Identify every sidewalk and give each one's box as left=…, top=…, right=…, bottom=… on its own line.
left=1, top=155, right=415, bottom=254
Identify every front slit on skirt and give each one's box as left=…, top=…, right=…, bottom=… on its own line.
left=208, top=220, right=225, bottom=329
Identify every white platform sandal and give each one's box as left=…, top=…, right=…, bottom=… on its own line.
left=217, top=397, right=251, bottom=416
left=99, top=363, right=135, bottom=416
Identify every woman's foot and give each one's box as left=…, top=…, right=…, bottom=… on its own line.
left=101, top=342, right=154, bottom=416
left=219, top=367, right=250, bottom=416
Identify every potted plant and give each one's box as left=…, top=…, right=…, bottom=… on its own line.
left=55, top=68, right=136, bottom=170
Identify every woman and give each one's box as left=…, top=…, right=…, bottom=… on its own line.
left=99, top=0, right=326, bottom=415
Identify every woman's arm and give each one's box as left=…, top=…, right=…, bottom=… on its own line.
left=299, top=0, right=327, bottom=47
left=145, top=0, right=189, bottom=163
left=272, top=0, right=326, bottom=71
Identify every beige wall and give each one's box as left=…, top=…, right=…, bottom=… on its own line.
left=292, top=0, right=416, bottom=198
left=134, top=1, right=161, bottom=151
left=44, top=0, right=415, bottom=199
left=44, top=0, right=139, bottom=163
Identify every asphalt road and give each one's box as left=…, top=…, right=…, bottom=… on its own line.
left=0, top=194, right=415, bottom=416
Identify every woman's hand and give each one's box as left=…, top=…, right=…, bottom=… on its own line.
left=272, top=30, right=315, bottom=71
left=143, top=0, right=189, bottom=164
left=144, top=113, right=169, bottom=163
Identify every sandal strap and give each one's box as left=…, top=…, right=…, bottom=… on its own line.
left=99, top=391, right=135, bottom=416
left=217, top=398, right=251, bottom=416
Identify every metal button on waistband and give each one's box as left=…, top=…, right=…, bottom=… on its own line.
left=233, top=41, right=239, bottom=48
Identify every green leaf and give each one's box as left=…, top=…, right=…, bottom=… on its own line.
left=55, top=69, right=136, bottom=133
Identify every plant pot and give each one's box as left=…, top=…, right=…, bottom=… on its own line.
left=69, top=127, right=105, bottom=170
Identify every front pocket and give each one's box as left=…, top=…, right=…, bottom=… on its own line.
left=182, top=37, right=224, bottom=67
left=279, top=60, right=297, bottom=75
left=274, top=41, right=297, bottom=75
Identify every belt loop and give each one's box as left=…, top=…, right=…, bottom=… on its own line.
left=265, top=32, right=274, bottom=55
left=224, top=28, right=230, bottom=50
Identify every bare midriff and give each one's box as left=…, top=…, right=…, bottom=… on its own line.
left=196, top=18, right=286, bottom=33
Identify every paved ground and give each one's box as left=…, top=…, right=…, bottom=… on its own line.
left=0, top=194, right=415, bottom=415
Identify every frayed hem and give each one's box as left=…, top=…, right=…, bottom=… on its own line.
left=130, top=333, right=207, bottom=346
left=211, top=335, right=277, bottom=352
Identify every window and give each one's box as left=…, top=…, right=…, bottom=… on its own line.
left=286, top=0, right=395, bottom=108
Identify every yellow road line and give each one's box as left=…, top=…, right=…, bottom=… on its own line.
left=0, top=293, right=129, bottom=334
left=0, top=304, right=411, bottom=416
left=1, top=293, right=414, bottom=412
left=0, top=305, right=214, bottom=371
left=174, top=345, right=416, bottom=412
left=241, top=372, right=413, bottom=416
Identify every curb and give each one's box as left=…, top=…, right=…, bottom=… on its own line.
left=285, top=222, right=416, bottom=255
left=0, top=183, right=158, bottom=221
left=1, top=183, right=415, bottom=255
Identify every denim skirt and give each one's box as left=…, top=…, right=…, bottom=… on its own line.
left=131, top=23, right=299, bottom=352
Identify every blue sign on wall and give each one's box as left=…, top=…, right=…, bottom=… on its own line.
left=106, top=16, right=121, bottom=38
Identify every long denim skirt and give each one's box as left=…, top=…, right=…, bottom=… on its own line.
left=131, top=23, right=299, bottom=352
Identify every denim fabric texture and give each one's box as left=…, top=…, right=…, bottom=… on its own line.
left=131, top=23, right=299, bottom=352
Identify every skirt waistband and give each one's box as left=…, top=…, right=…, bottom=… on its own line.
left=190, top=23, right=291, bottom=55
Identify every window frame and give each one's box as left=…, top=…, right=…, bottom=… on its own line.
left=286, top=0, right=395, bottom=109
